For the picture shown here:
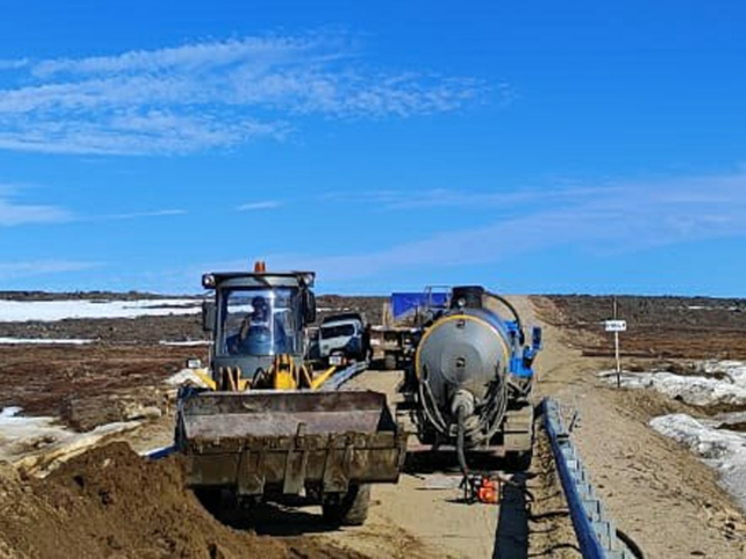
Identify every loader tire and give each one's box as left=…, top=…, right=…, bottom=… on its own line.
left=384, top=354, right=397, bottom=371
left=193, top=487, right=223, bottom=517
left=322, top=484, right=371, bottom=526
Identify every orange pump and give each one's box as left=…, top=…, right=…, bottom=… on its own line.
left=476, top=477, right=500, bottom=504
left=462, top=474, right=501, bottom=505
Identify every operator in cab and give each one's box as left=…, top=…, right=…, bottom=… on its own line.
left=227, top=295, right=288, bottom=355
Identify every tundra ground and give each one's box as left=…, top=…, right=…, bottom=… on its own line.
left=1, top=294, right=745, bottom=558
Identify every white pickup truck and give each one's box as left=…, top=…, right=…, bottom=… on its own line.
left=318, top=312, right=368, bottom=367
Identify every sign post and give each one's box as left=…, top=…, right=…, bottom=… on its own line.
left=605, top=298, right=627, bottom=388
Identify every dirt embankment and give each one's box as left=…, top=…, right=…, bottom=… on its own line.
left=0, top=294, right=386, bottom=429
left=0, top=345, right=201, bottom=425
left=529, top=295, right=746, bottom=557
left=0, top=442, right=365, bottom=559
left=544, top=294, right=746, bottom=360
left=0, top=315, right=206, bottom=345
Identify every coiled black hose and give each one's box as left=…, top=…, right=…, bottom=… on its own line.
left=418, top=367, right=449, bottom=434
left=481, top=377, right=510, bottom=443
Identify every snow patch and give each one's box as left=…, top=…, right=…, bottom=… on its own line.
left=651, top=413, right=746, bottom=510
left=158, top=340, right=211, bottom=347
left=599, top=360, right=746, bottom=407
left=699, top=360, right=746, bottom=379
left=714, top=411, right=746, bottom=427
left=0, top=406, right=140, bottom=468
left=686, top=305, right=740, bottom=311
left=164, top=368, right=212, bottom=388
left=0, top=298, right=201, bottom=322
left=0, top=337, right=94, bottom=345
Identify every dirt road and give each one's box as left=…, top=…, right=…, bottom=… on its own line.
left=305, top=296, right=578, bottom=559
left=326, top=370, right=499, bottom=559
left=313, top=296, right=746, bottom=559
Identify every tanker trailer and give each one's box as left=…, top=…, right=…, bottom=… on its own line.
left=399, top=286, right=542, bottom=471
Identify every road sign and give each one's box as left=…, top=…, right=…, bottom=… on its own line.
left=604, top=320, right=627, bottom=332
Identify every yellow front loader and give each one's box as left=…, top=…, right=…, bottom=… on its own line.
left=174, top=262, right=406, bottom=525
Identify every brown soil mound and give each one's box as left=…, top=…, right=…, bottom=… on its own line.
left=0, top=443, right=365, bottom=559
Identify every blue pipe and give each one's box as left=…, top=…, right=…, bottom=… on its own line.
left=543, top=398, right=607, bottom=559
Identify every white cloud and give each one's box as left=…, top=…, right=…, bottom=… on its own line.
left=0, top=260, right=101, bottom=280
left=273, top=169, right=746, bottom=281
left=96, top=209, right=187, bottom=220
left=323, top=186, right=620, bottom=211
left=0, top=184, right=189, bottom=226
left=0, top=59, right=28, bottom=71
left=237, top=200, right=281, bottom=211
left=0, top=34, right=486, bottom=155
left=0, top=186, right=72, bottom=226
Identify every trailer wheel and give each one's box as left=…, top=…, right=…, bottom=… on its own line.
left=322, top=484, right=371, bottom=526
left=384, top=354, right=397, bottom=371
left=505, top=450, right=533, bottom=471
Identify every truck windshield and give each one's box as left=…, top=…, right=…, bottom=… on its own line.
left=218, top=287, right=301, bottom=356
left=321, top=324, right=356, bottom=339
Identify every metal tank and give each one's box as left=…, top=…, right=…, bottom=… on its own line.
left=401, top=286, right=542, bottom=469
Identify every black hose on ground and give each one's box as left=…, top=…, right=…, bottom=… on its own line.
left=456, top=404, right=469, bottom=478
left=455, top=404, right=475, bottom=502
left=617, top=528, right=645, bottom=559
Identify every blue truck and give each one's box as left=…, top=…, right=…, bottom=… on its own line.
left=370, top=288, right=450, bottom=370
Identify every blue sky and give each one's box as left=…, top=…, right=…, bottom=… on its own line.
left=1, top=1, right=745, bottom=296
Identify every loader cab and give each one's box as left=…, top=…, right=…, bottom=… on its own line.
left=222, top=289, right=297, bottom=356
left=201, top=267, right=316, bottom=380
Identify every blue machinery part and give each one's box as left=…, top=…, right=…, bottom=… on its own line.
left=143, top=445, right=176, bottom=460
left=543, top=398, right=635, bottom=559
left=391, top=292, right=449, bottom=322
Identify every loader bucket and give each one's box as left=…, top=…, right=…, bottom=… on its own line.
left=175, top=390, right=407, bottom=496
